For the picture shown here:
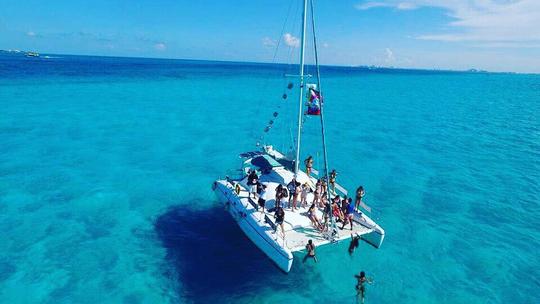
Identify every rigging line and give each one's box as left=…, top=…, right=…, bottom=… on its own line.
left=271, top=0, right=295, bottom=64
left=310, top=0, right=337, bottom=237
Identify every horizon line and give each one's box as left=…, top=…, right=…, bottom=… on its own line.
left=2, top=48, right=536, bottom=75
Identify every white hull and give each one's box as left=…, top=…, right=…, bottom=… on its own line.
left=214, top=181, right=294, bottom=272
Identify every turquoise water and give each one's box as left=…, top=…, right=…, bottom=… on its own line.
left=0, top=54, right=539, bottom=303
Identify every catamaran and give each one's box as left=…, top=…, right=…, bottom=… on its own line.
left=212, top=0, right=385, bottom=273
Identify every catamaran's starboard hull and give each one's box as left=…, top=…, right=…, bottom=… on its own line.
left=213, top=181, right=294, bottom=273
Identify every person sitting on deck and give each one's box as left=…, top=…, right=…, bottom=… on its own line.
left=303, top=239, right=318, bottom=263
left=274, top=206, right=285, bottom=239
left=247, top=170, right=258, bottom=199
left=355, top=186, right=366, bottom=212
left=329, top=169, right=337, bottom=193
left=304, top=156, right=314, bottom=176
left=341, top=197, right=355, bottom=230
left=307, top=203, right=323, bottom=231
left=287, top=178, right=297, bottom=210
left=300, top=183, right=309, bottom=208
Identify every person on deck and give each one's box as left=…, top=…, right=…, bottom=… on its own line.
left=355, top=186, right=366, bottom=212
left=341, top=197, right=355, bottom=230
left=274, top=206, right=285, bottom=238
left=275, top=184, right=283, bottom=208
left=307, top=203, right=323, bottom=231
left=247, top=170, right=258, bottom=199
left=280, top=187, right=289, bottom=209
left=287, top=178, right=297, bottom=210
left=300, top=183, right=309, bottom=208
left=329, top=169, right=337, bottom=193
left=304, top=156, right=314, bottom=176
left=303, top=239, right=318, bottom=263
left=355, top=271, right=373, bottom=303
left=313, top=179, right=322, bottom=207
left=257, top=183, right=267, bottom=214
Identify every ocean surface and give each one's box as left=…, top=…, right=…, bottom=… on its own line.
left=0, top=53, right=539, bottom=303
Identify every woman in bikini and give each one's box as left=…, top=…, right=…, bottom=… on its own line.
left=355, top=186, right=365, bottom=212
left=304, top=156, right=314, bottom=176
left=307, top=203, right=322, bottom=231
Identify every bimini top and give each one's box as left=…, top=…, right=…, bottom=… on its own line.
left=250, top=155, right=283, bottom=171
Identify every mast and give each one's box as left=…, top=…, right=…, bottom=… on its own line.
left=310, top=0, right=337, bottom=239
left=294, top=0, right=308, bottom=176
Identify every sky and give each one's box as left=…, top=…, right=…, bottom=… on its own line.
left=1, top=0, right=539, bottom=72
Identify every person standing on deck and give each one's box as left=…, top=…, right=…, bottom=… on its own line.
left=275, top=184, right=283, bottom=208
left=257, top=183, right=267, bottom=214
left=247, top=170, right=258, bottom=199
left=355, top=271, right=373, bottom=303
left=329, top=169, right=337, bottom=193
left=313, top=179, right=322, bottom=207
left=304, top=156, right=314, bottom=176
left=341, top=197, right=355, bottom=230
left=287, top=178, right=297, bottom=211
left=303, top=239, right=317, bottom=263
left=274, top=206, right=285, bottom=239
left=300, top=183, right=309, bottom=208
left=355, top=186, right=366, bottom=212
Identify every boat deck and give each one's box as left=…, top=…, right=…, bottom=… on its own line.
left=237, top=167, right=375, bottom=252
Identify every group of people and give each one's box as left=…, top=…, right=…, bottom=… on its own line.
left=244, top=164, right=368, bottom=239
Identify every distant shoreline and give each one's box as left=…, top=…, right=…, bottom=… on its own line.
left=1, top=49, right=534, bottom=75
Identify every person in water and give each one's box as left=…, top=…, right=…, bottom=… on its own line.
left=304, top=156, right=314, bottom=176
left=348, top=233, right=361, bottom=255
left=355, top=186, right=365, bottom=212
left=355, top=271, right=373, bottom=303
left=303, top=239, right=317, bottom=263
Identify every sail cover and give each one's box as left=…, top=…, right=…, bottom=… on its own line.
left=250, top=155, right=282, bottom=171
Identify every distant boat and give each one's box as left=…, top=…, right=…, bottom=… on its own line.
left=213, top=0, right=385, bottom=273
left=25, top=51, right=40, bottom=58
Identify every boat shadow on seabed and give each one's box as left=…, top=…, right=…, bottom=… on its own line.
left=154, top=203, right=315, bottom=302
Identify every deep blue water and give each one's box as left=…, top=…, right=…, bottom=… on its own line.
left=0, top=53, right=539, bottom=303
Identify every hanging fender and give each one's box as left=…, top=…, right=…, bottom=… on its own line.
left=234, top=183, right=241, bottom=195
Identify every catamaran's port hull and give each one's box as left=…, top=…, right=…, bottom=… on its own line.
left=214, top=181, right=294, bottom=272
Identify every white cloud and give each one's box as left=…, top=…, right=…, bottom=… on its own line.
left=262, top=37, right=277, bottom=47
left=355, top=0, right=540, bottom=47
left=26, top=31, right=36, bottom=37
left=385, top=48, right=395, bottom=63
left=283, top=33, right=300, bottom=48
left=355, top=1, right=416, bottom=10
left=323, top=42, right=329, bottom=48
left=154, top=42, right=166, bottom=51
